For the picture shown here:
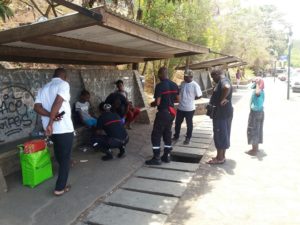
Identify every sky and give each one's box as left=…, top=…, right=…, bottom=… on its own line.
left=241, top=0, right=300, bottom=39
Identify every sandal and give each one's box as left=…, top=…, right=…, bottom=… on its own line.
left=54, top=185, right=71, bottom=196
left=206, top=158, right=225, bottom=165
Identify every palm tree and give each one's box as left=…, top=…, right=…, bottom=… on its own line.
left=0, top=0, right=14, bottom=22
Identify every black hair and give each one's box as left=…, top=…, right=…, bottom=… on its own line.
left=158, top=67, right=168, bottom=78
left=53, top=68, right=66, bottom=78
left=80, top=90, right=90, bottom=96
left=99, top=102, right=105, bottom=111
left=115, top=80, right=123, bottom=85
left=211, top=69, right=223, bottom=77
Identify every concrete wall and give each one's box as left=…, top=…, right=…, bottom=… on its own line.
left=0, top=69, right=149, bottom=150
left=193, top=70, right=213, bottom=97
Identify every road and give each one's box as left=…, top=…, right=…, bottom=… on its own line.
left=166, top=77, right=300, bottom=225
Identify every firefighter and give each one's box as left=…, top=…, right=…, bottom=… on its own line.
left=146, top=67, right=180, bottom=165
left=92, top=103, right=129, bottom=161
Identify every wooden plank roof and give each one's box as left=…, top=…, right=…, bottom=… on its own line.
left=0, top=7, right=209, bottom=65
left=177, top=56, right=243, bottom=70
left=226, top=61, right=247, bottom=68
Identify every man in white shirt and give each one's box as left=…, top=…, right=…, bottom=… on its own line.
left=173, top=70, right=202, bottom=144
left=34, top=68, right=74, bottom=196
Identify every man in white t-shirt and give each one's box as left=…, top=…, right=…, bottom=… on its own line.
left=173, top=70, right=202, bottom=144
left=34, top=68, right=74, bottom=196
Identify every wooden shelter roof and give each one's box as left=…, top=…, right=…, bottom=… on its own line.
left=0, top=7, right=209, bottom=65
left=226, top=61, right=247, bottom=68
left=177, top=56, right=243, bottom=70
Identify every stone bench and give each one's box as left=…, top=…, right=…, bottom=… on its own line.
left=0, top=126, right=91, bottom=193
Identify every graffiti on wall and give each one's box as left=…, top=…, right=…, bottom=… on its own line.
left=0, top=86, right=37, bottom=143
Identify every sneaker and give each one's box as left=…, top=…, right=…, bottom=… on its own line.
left=161, top=153, right=171, bottom=163
left=118, top=146, right=126, bottom=158
left=145, top=157, right=162, bottom=165
left=183, top=138, right=190, bottom=145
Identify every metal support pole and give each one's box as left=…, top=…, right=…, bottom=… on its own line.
left=287, top=28, right=293, bottom=100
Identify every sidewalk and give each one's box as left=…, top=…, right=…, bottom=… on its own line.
left=0, top=122, right=153, bottom=225
left=165, top=78, right=300, bottom=225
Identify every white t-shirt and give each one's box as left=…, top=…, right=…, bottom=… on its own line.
left=75, top=101, right=93, bottom=121
left=35, top=78, right=74, bottom=134
left=178, top=80, right=202, bottom=111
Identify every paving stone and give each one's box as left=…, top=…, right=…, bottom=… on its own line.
left=172, top=146, right=206, bottom=158
left=105, top=189, right=179, bottom=215
left=122, top=177, right=187, bottom=197
left=191, top=133, right=212, bottom=139
left=190, top=138, right=212, bottom=144
left=134, top=167, right=194, bottom=183
left=193, top=129, right=213, bottom=135
left=86, top=204, right=167, bottom=225
left=147, top=161, right=199, bottom=172
left=175, top=141, right=209, bottom=149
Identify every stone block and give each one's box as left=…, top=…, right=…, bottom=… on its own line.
left=172, top=146, right=206, bottom=158
left=86, top=204, right=167, bottom=225
left=192, top=133, right=212, bottom=139
left=122, top=177, right=187, bottom=197
left=175, top=141, right=209, bottom=149
left=134, top=167, right=194, bottom=183
left=105, top=189, right=179, bottom=214
left=146, top=161, right=199, bottom=172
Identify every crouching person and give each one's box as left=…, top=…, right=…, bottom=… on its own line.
left=92, top=103, right=129, bottom=161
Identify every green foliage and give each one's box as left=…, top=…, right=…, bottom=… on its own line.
left=0, top=0, right=13, bottom=22
left=291, top=40, right=300, bottom=67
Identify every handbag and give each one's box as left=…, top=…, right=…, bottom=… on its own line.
left=206, top=104, right=215, bottom=119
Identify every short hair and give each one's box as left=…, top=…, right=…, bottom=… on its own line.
left=115, top=80, right=123, bottom=85
left=80, top=90, right=90, bottom=96
left=184, top=69, right=193, bottom=77
left=158, top=67, right=168, bottom=77
left=210, top=69, right=223, bottom=77
left=53, top=68, right=66, bottom=78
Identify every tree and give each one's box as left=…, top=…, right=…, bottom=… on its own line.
left=0, top=0, right=13, bottom=22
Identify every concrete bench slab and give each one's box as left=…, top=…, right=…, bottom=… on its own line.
left=134, top=167, right=194, bottom=183
left=190, top=138, right=212, bottom=145
left=146, top=161, right=199, bottom=172
left=86, top=204, right=167, bottom=225
left=105, top=189, right=179, bottom=215
left=172, top=146, right=206, bottom=158
left=122, top=177, right=187, bottom=197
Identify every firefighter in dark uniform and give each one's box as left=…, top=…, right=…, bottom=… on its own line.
left=146, top=67, right=180, bottom=165
left=92, top=103, right=129, bottom=161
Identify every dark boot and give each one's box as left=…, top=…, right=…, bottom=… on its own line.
left=102, top=149, right=113, bottom=161
left=161, top=147, right=172, bottom=163
left=145, top=149, right=161, bottom=165
left=118, top=146, right=126, bottom=158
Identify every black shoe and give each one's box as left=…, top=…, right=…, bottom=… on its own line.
left=145, top=157, right=162, bottom=165
left=118, top=146, right=126, bottom=158
left=102, top=154, right=113, bottom=161
left=172, top=136, right=179, bottom=141
left=183, top=138, right=190, bottom=145
left=161, top=153, right=171, bottom=163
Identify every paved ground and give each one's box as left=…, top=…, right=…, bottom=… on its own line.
left=166, top=77, right=300, bottom=225
left=2, top=78, right=300, bottom=225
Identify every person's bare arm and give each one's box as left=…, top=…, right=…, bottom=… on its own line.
left=45, top=95, right=64, bottom=135
left=220, top=84, right=231, bottom=106
left=34, top=103, right=50, bottom=117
